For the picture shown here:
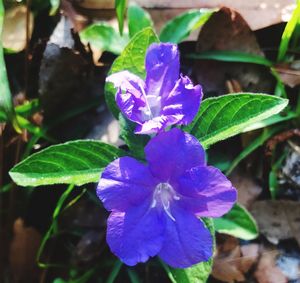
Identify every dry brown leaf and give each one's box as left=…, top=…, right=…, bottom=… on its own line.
left=229, top=170, right=262, bottom=209
left=255, top=250, right=288, bottom=283
left=240, top=244, right=260, bottom=273
left=213, top=246, right=246, bottom=283
left=9, top=218, right=41, bottom=282
left=193, top=7, right=273, bottom=97
left=2, top=5, right=33, bottom=52
left=250, top=200, right=300, bottom=246
left=274, top=66, right=300, bottom=88
left=213, top=236, right=259, bottom=283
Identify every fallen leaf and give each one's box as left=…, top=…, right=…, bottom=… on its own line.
left=274, top=65, right=300, bottom=88
left=255, top=249, right=288, bottom=283
left=212, top=235, right=259, bottom=283
left=193, top=7, right=274, bottom=97
left=229, top=169, right=263, bottom=209
left=213, top=246, right=246, bottom=283
left=9, top=218, right=41, bottom=282
left=2, top=5, right=33, bottom=53
left=72, top=230, right=105, bottom=266
left=250, top=200, right=300, bottom=246
left=281, top=141, right=300, bottom=188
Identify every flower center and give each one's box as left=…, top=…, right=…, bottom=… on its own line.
left=151, top=182, right=180, bottom=221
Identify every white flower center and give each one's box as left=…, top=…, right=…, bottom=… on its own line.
left=138, top=84, right=162, bottom=121
left=151, top=182, right=180, bottom=221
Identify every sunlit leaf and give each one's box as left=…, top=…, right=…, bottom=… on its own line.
left=9, top=140, right=125, bottom=187
left=160, top=9, right=215, bottom=43
left=214, top=203, right=258, bottom=240
left=185, top=93, right=288, bottom=148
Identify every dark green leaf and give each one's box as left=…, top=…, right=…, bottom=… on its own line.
left=105, top=27, right=159, bottom=117
left=185, top=93, right=288, bottom=148
left=0, top=108, right=7, bottom=122
left=80, top=23, right=129, bottom=55
left=9, top=140, right=126, bottom=187
left=187, top=50, right=273, bottom=67
left=128, top=3, right=153, bottom=38
left=119, top=114, right=149, bottom=159
left=115, top=0, right=127, bottom=35
left=160, top=9, right=215, bottom=43
left=213, top=203, right=258, bottom=240
left=164, top=218, right=214, bottom=283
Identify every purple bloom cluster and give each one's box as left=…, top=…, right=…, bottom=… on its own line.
left=98, top=43, right=237, bottom=268
left=107, top=43, right=202, bottom=134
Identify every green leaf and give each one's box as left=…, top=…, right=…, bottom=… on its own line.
left=163, top=218, right=214, bottom=283
left=79, top=23, right=129, bottom=55
left=115, top=0, right=127, bottom=35
left=185, top=93, right=289, bottom=148
left=9, top=140, right=125, bottom=187
left=0, top=0, right=19, bottom=132
left=128, top=3, right=153, bottom=38
left=187, top=50, right=273, bottom=67
left=242, top=110, right=296, bottom=132
left=15, top=99, right=40, bottom=117
left=0, top=108, right=7, bottom=122
left=277, top=1, right=300, bottom=61
left=213, top=203, right=258, bottom=240
left=50, top=0, right=60, bottom=16
left=159, top=9, right=215, bottom=43
left=105, top=27, right=159, bottom=117
left=119, top=114, right=149, bottom=159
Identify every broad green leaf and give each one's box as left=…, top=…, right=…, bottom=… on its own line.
left=9, top=140, right=125, bottom=187
left=119, top=114, right=149, bottom=159
left=105, top=27, right=159, bottom=117
left=213, top=203, right=258, bottom=240
left=277, top=1, right=300, bottom=61
left=79, top=23, right=129, bottom=55
left=0, top=0, right=19, bottom=132
left=164, top=218, right=214, bottom=283
left=185, top=93, right=288, bottom=148
left=128, top=3, right=153, bottom=38
left=187, top=50, right=273, bottom=67
left=115, top=0, right=127, bottom=35
left=159, top=9, right=215, bottom=43
left=242, top=110, right=296, bottom=132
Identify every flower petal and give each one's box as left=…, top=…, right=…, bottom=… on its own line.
left=145, top=128, right=206, bottom=181
left=176, top=166, right=237, bottom=217
left=97, top=157, right=157, bottom=212
left=158, top=204, right=212, bottom=268
left=106, top=70, right=146, bottom=93
left=106, top=71, right=148, bottom=124
left=116, top=88, right=146, bottom=123
left=161, top=75, right=203, bottom=125
left=145, top=43, right=179, bottom=99
left=106, top=199, right=165, bottom=266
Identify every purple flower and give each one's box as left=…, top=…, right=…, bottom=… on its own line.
left=97, top=128, right=237, bottom=268
left=106, top=43, right=202, bottom=134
